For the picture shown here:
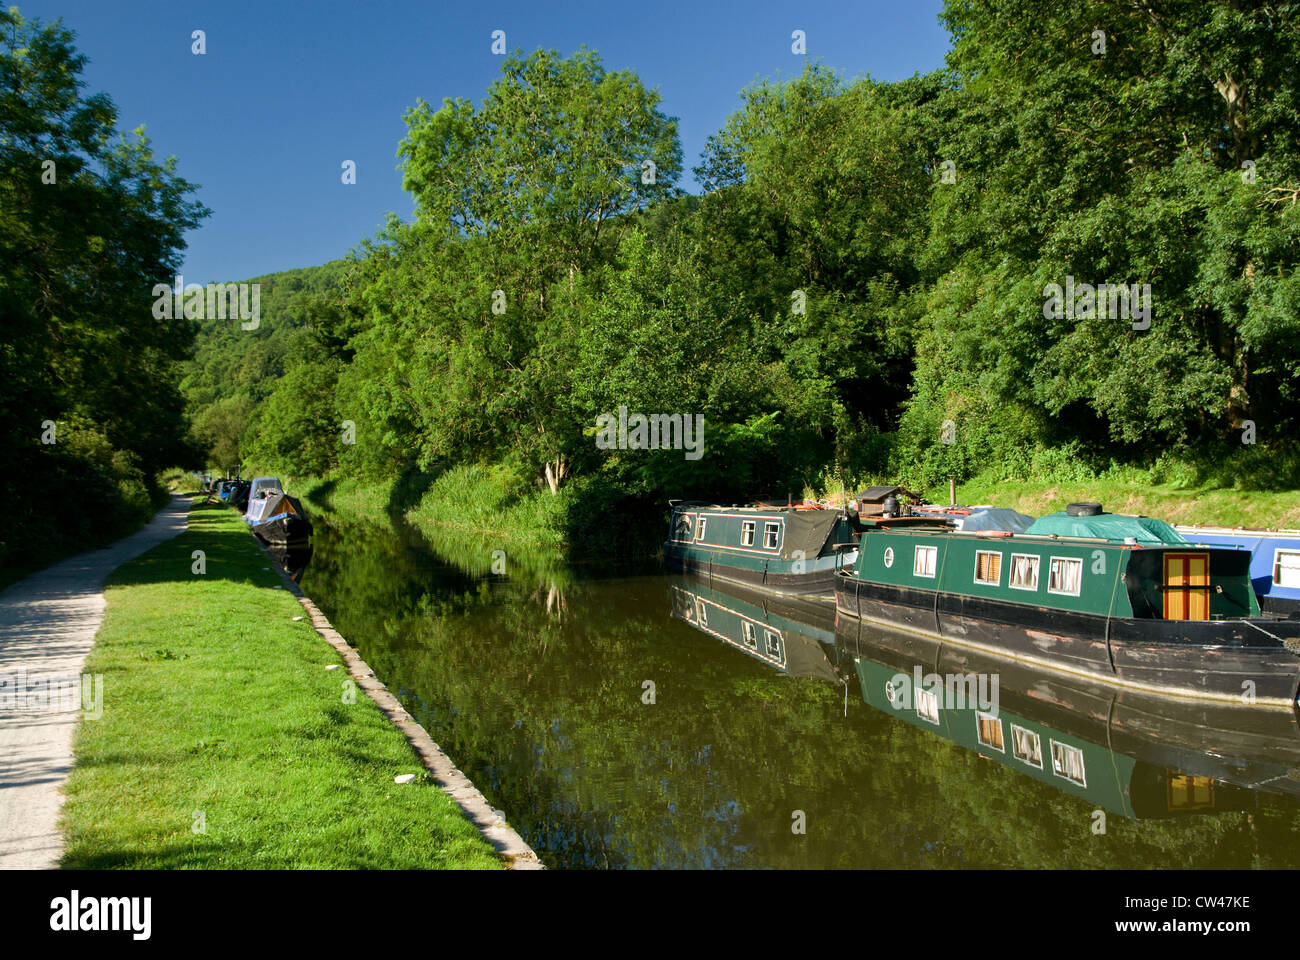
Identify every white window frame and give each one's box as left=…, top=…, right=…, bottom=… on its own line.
left=695, top=599, right=708, bottom=626
left=696, top=516, right=708, bottom=542
left=764, top=629, right=781, bottom=656
left=1048, top=556, right=1083, bottom=597
left=1008, top=553, right=1040, bottom=591
left=741, top=520, right=756, bottom=546
left=915, top=687, right=940, bottom=725
left=914, top=544, right=938, bottom=578
left=741, top=620, right=757, bottom=648
left=1274, top=548, right=1300, bottom=589
left=1050, top=740, right=1087, bottom=786
left=973, top=550, right=1003, bottom=586
left=975, top=713, right=1005, bottom=753
left=763, top=521, right=780, bottom=550
left=1010, top=724, right=1043, bottom=769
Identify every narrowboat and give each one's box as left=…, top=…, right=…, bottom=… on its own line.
left=1176, top=526, right=1300, bottom=617
left=247, top=490, right=311, bottom=545
left=242, top=477, right=283, bottom=521
left=838, top=617, right=1300, bottom=815
left=227, top=479, right=251, bottom=512
left=665, top=502, right=859, bottom=597
left=835, top=505, right=1300, bottom=704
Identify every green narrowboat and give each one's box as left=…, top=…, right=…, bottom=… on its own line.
left=835, top=508, right=1300, bottom=705
left=665, top=502, right=859, bottom=597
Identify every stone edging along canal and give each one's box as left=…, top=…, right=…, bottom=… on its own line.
left=252, top=537, right=544, bottom=870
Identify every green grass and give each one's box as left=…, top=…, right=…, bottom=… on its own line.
left=956, top=468, right=1300, bottom=529
left=296, top=467, right=570, bottom=553
left=59, top=497, right=502, bottom=869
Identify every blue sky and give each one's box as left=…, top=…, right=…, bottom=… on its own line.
left=19, top=1, right=952, bottom=284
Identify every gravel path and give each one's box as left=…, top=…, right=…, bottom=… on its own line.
left=0, top=495, right=191, bottom=869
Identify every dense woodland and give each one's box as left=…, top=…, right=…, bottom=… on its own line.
left=1, top=10, right=206, bottom=577
left=7, top=3, right=1300, bottom=571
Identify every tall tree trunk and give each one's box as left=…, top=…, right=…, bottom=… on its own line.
left=543, top=453, right=570, bottom=494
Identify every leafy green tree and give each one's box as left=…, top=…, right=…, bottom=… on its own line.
left=0, top=9, right=207, bottom=575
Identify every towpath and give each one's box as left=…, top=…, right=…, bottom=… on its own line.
left=0, top=495, right=191, bottom=868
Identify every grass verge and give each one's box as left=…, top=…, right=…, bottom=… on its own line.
left=59, top=496, right=502, bottom=869
left=957, top=469, right=1300, bottom=529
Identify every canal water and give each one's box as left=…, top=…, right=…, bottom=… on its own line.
left=288, top=508, right=1300, bottom=869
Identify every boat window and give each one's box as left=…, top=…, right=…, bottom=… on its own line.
left=1011, top=725, right=1043, bottom=768
left=742, top=520, right=756, bottom=546
left=1009, top=553, right=1040, bottom=591
left=765, top=630, right=781, bottom=656
left=1275, top=549, right=1300, bottom=588
left=1050, top=741, right=1087, bottom=786
left=914, top=545, right=937, bottom=578
left=1048, top=557, right=1083, bottom=596
left=916, top=687, right=940, bottom=725
left=763, top=521, right=780, bottom=549
left=695, top=600, right=708, bottom=626
left=974, top=550, right=1002, bottom=585
left=976, top=714, right=1004, bottom=752
left=741, top=621, right=757, bottom=648
left=697, top=517, right=707, bottom=542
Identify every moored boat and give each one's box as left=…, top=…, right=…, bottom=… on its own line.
left=665, top=501, right=860, bottom=597
left=834, top=505, right=1300, bottom=705
left=247, top=491, right=312, bottom=545
left=1175, top=526, right=1300, bottom=617
left=242, top=476, right=283, bottom=521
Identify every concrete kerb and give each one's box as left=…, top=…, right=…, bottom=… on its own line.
left=251, top=536, right=544, bottom=870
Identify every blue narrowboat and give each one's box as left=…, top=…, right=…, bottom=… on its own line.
left=1176, top=526, right=1300, bottom=617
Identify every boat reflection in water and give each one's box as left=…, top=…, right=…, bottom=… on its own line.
left=265, top=540, right=313, bottom=583
left=668, top=575, right=847, bottom=684
left=670, top=572, right=1300, bottom=820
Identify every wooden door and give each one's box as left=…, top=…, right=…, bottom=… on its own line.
left=1163, top=553, right=1210, bottom=620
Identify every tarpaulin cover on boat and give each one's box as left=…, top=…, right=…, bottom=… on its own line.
left=780, top=511, right=842, bottom=560
left=960, top=507, right=1036, bottom=533
left=1026, top=512, right=1188, bottom=544
left=256, top=493, right=301, bottom=521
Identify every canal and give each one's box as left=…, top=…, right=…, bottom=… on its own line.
left=284, top=507, right=1300, bottom=869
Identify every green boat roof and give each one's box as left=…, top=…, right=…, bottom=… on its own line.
left=1025, top=511, right=1188, bottom=545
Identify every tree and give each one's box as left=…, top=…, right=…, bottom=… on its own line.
left=395, top=48, right=683, bottom=491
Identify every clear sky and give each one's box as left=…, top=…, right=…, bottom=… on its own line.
left=18, top=1, right=952, bottom=284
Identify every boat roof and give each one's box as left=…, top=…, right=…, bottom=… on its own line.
left=1175, top=525, right=1300, bottom=538
left=1025, top=512, right=1187, bottom=545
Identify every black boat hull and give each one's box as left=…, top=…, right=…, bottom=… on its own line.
left=251, top=514, right=313, bottom=545
left=665, top=552, right=841, bottom=598
left=835, top=573, right=1300, bottom=704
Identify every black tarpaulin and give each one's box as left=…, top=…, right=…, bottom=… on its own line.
left=780, top=511, right=841, bottom=560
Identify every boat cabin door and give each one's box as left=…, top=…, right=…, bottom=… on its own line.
left=1163, top=552, right=1210, bottom=621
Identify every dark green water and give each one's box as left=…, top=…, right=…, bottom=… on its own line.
left=290, top=508, right=1300, bottom=869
